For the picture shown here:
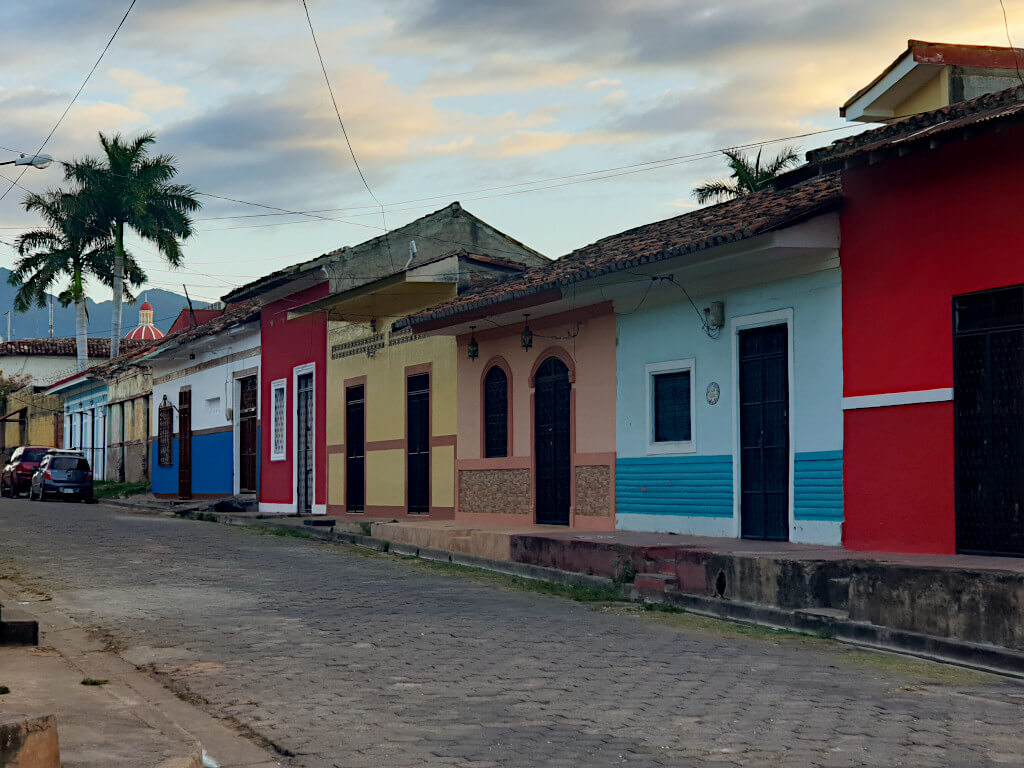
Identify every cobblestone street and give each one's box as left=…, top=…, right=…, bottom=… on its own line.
left=1, top=501, right=1022, bottom=767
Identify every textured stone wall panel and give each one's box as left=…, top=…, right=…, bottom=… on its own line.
left=575, top=465, right=611, bottom=516
left=459, top=469, right=530, bottom=515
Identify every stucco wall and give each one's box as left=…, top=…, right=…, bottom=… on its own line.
left=615, top=269, right=843, bottom=544
left=841, top=122, right=1024, bottom=554
left=62, top=383, right=107, bottom=480
left=454, top=303, right=617, bottom=529
left=259, top=283, right=327, bottom=513
left=149, top=326, right=260, bottom=498
left=326, top=318, right=457, bottom=518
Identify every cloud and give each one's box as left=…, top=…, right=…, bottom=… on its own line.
left=421, top=54, right=586, bottom=99
left=586, top=79, right=622, bottom=90
left=109, top=69, right=188, bottom=112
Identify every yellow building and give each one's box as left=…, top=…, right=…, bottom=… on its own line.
left=0, top=385, right=63, bottom=455
left=841, top=40, right=1024, bottom=123
left=295, top=240, right=547, bottom=520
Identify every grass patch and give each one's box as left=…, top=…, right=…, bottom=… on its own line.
left=399, top=555, right=626, bottom=603
left=358, top=522, right=372, bottom=536
left=237, top=524, right=313, bottom=540
left=0, top=685, right=9, bottom=695
left=80, top=678, right=108, bottom=686
left=93, top=481, right=149, bottom=500
left=618, top=603, right=813, bottom=642
left=836, top=648, right=1000, bottom=685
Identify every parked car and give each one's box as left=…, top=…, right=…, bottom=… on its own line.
left=29, top=452, right=93, bottom=502
left=0, top=446, right=52, bottom=497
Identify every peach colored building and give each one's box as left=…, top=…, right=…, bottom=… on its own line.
left=404, top=302, right=617, bottom=530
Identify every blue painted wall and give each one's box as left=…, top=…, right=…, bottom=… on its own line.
left=794, top=450, right=843, bottom=521
left=151, top=431, right=235, bottom=496
left=617, top=455, right=733, bottom=517
left=615, top=269, right=843, bottom=543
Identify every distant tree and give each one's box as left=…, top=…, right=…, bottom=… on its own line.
left=9, top=189, right=146, bottom=371
left=64, top=132, right=201, bottom=358
left=693, top=147, right=801, bottom=204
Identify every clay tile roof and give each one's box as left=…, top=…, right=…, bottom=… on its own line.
left=147, top=299, right=260, bottom=353
left=806, top=84, right=1024, bottom=168
left=406, top=172, right=842, bottom=328
left=0, top=337, right=154, bottom=358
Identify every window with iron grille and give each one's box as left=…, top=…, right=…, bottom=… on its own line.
left=270, top=379, right=287, bottom=461
left=646, top=359, right=696, bottom=454
left=483, top=365, right=508, bottom=458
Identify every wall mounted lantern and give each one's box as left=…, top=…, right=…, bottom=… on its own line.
left=467, top=326, right=479, bottom=360
left=521, top=314, right=533, bottom=351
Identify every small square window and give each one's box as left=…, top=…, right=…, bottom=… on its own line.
left=653, top=370, right=691, bottom=443
left=646, top=359, right=696, bottom=454
left=270, top=379, right=287, bottom=461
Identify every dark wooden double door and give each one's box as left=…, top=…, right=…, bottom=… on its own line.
left=739, top=324, right=790, bottom=541
left=534, top=357, right=571, bottom=526
left=954, top=286, right=1024, bottom=556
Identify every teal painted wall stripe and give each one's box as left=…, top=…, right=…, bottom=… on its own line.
left=794, top=450, right=844, bottom=521
left=616, top=455, right=733, bottom=517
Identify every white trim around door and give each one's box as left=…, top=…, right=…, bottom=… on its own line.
left=730, top=308, right=796, bottom=541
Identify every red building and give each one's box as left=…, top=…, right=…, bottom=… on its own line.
left=224, top=265, right=329, bottom=514
left=785, top=85, right=1024, bottom=555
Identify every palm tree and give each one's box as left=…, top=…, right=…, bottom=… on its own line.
left=693, top=146, right=802, bottom=205
left=64, top=132, right=201, bottom=358
left=9, top=190, right=145, bottom=371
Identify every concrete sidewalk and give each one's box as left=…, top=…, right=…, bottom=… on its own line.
left=0, top=584, right=280, bottom=768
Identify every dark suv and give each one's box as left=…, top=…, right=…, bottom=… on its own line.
left=29, top=452, right=93, bottom=502
left=1, top=446, right=51, bottom=497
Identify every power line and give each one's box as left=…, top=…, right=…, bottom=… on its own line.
left=0, top=0, right=137, bottom=205
left=300, top=0, right=395, bottom=270
left=999, top=0, right=1024, bottom=87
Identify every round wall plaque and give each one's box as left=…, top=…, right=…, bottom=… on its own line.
left=706, top=381, right=721, bottom=405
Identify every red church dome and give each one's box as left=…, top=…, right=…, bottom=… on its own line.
left=125, top=298, right=165, bottom=341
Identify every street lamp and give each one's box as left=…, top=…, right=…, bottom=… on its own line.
left=0, top=153, right=53, bottom=169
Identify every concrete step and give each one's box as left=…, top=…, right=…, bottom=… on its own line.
left=0, top=604, right=39, bottom=646
left=827, top=577, right=851, bottom=611
left=632, top=573, right=680, bottom=597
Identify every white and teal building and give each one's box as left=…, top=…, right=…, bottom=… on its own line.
left=612, top=210, right=844, bottom=545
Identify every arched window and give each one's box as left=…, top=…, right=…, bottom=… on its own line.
left=483, top=365, right=509, bottom=458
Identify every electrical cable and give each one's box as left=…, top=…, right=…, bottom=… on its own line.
left=0, top=0, right=137, bottom=205
left=300, top=0, right=395, bottom=270
left=999, top=0, right=1024, bottom=88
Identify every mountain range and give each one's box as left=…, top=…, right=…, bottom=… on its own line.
left=0, top=268, right=210, bottom=340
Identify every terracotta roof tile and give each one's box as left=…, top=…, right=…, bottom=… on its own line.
left=807, top=84, right=1024, bottom=167
left=406, top=172, right=841, bottom=327
left=0, top=337, right=154, bottom=357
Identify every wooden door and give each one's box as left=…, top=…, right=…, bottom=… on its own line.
left=239, top=376, right=258, bottom=493
left=406, top=373, right=430, bottom=514
left=954, top=286, right=1024, bottom=555
left=345, top=384, right=366, bottom=512
left=178, top=389, right=192, bottom=499
left=296, top=373, right=314, bottom=514
left=739, top=324, right=789, bottom=541
left=534, top=357, right=571, bottom=526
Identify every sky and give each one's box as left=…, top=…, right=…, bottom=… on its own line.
left=0, top=0, right=1021, bottom=308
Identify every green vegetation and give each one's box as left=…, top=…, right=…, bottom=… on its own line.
left=65, top=132, right=201, bottom=358
left=80, top=678, right=108, bottom=686
left=358, top=522, right=372, bottom=536
left=238, top=524, right=313, bottom=540
left=693, top=147, right=801, bottom=204
left=92, top=481, right=149, bottom=500
left=400, top=556, right=627, bottom=603
left=0, top=685, right=9, bottom=695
